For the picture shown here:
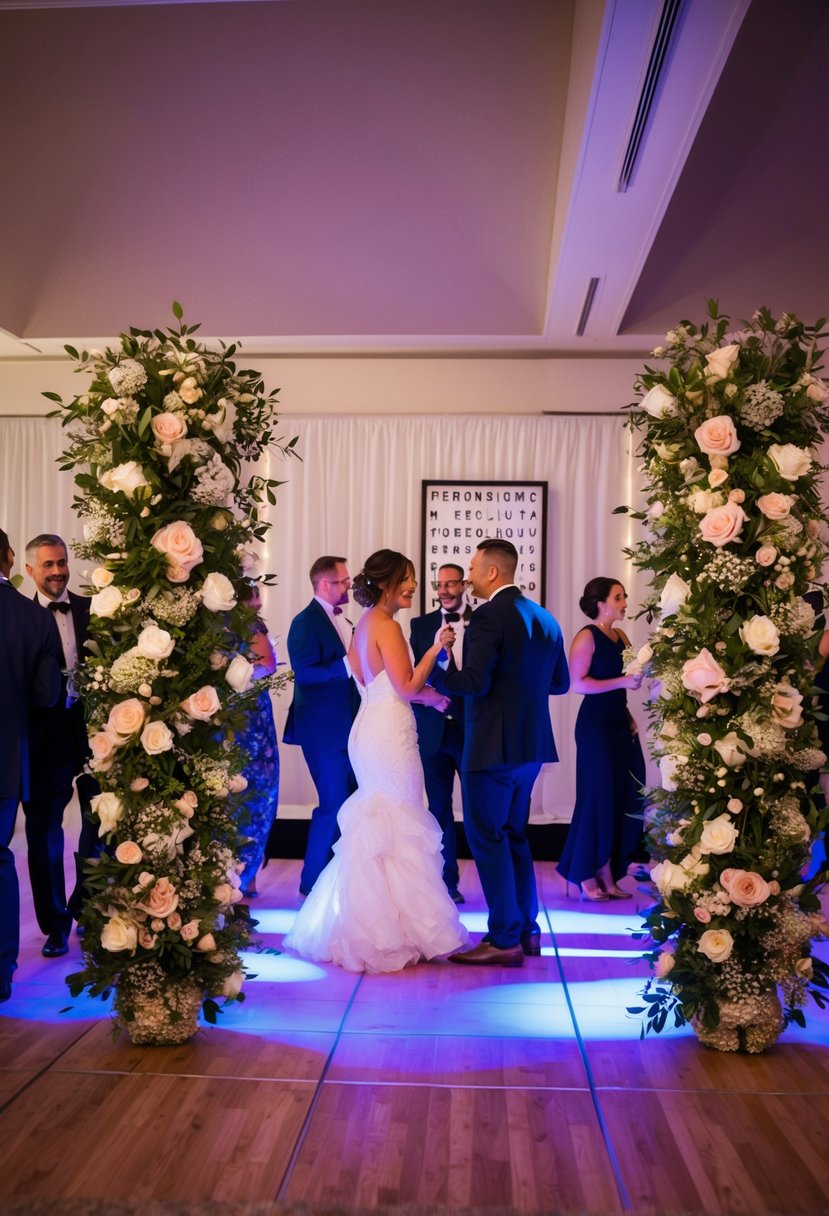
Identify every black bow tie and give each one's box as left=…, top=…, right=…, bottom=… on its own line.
left=49, top=601, right=70, bottom=614
left=333, top=606, right=343, bottom=615
left=443, top=612, right=460, bottom=623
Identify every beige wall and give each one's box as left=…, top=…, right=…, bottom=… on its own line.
left=0, top=354, right=647, bottom=417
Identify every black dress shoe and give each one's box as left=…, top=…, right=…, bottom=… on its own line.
left=0, top=975, right=11, bottom=1003
left=42, top=932, right=69, bottom=958
left=449, top=941, right=524, bottom=967
left=520, top=931, right=542, bottom=956
left=448, top=888, right=465, bottom=904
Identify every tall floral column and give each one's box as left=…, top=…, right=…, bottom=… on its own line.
left=52, top=305, right=296, bottom=1043
left=624, top=305, right=829, bottom=1052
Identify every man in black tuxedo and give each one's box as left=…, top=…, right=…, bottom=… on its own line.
left=284, top=555, right=361, bottom=895
left=0, top=529, right=61, bottom=1002
left=409, top=562, right=470, bottom=904
left=444, top=539, right=570, bottom=966
left=23, top=533, right=98, bottom=957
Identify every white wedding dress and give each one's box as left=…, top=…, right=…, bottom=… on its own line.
left=283, top=666, right=469, bottom=972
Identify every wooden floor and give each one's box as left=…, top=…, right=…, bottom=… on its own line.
left=2, top=809, right=829, bottom=1215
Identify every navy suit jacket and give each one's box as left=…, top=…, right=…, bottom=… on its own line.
left=442, top=586, right=570, bottom=772
left=28, top=589, right=92, bottom=786
left=283, top=599, right=360, bottom=750
left=0, top=581, right=61, bottom=800
left=409, top=607, right=465, bottom=757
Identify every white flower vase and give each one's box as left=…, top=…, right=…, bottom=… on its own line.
left=115, top=977, right=203, bottom=1046
left=691, top=989, right=785, bottom=1054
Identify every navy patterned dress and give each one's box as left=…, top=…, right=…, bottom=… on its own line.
left=236, top=621, right=280, bottom=891
left=557, top=625, right=645, bottom=885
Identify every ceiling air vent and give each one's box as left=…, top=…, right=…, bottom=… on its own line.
left=618, top=0, right=684, bottom=192
left=575, top=277, right=601, bottom=337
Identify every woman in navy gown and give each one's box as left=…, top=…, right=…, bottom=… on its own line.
left=557, top=577, right=645, bottom=901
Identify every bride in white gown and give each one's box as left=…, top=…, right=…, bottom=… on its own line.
left=283, top=549, right=469, bottom=972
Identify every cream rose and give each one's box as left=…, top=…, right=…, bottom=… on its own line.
left=659, top=573, right=691, bottom=618
left=770, top=683, right=804, bottom=729
left=757, top=492, right=795, bottom=520
left=90, top=567, right=114, bottom=589
left=150, top=412, right=188, bottom=445
left=720, top=869, right=771, bottom=907
left=151, top=521, right=204, bottom=577
left=135, top=624, right=175, bottom=661
left=201, top=571, right=237, bottom=613
left=225, top=654, right=254, bottom=693
left=659, top=753, right=687, bottom=792
left=99, top=460, right=150, bottom=498
left=768, top=443, right=811, bottom=480
left=178, top=375, right=203, bottom=404
left=704, top=344, right=740, bottom=381
left=181, top=685, right=222, bottom=721
left=708, top=468, right=728, bottom=488
left=115, top=840, right=143, bottom=865
left=640, top=383, right=678, bottom=418
left=91, top=791, right=124, bottom=835
left=688, top=488, right=725, bottom=515
left=222, top=971, right=245, bottom=997
left=195, top=933, right=217, bottom=952
left=713, top=732, right=747, bottom=769
left=106, top=697, right=147, bottom=742
left=698, top=813, right=739, bottom=855
left=801, top=373, right=829, bottom=403
left=739, top=614, right=780, bottom=657
left=694, top=414, right=740, bottom=456
left=137, top=876, right=179, bottom=919
left=698, top=501, right=746, bottom=547
left=652, top=859, right=690, bottom=896
left=141, top=719, right=174, bottom=755
left=756, top=544, right=777, bottom=567
left=89, top=730, right=118, bottom=769
left=697, top=928, right=734, bottom=963
left=682, top=648, right=729, bottom=703
left=90, top=584, right=124, bottom=619
left=101, top=915, right=138, bottom=953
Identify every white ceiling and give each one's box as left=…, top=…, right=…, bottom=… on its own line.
left=0, top=0, right=827, bottom=360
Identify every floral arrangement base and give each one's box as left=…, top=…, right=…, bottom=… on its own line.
left=115, top=979, right=203, bottom=1046
left=691, top=988, right=785, bottom=1054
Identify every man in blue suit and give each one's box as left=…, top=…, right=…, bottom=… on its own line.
left=409, top=562, right=470, bottom=904
left=444, top=539, right=570, bottom=966
left=0, top=529, right=61, bottom=1002
left=284, top=555, right=361, bottom=895
left=24, top=533, right=99, bottom=957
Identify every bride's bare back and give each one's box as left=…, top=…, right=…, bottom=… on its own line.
left=349, top=607, right=451, bottom=701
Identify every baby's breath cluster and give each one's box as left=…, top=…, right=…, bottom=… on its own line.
left=623, top=303, right=829, bottom=1051
left=51, top=304, right=297, bottom=1037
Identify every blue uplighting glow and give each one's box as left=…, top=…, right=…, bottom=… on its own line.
left=546, top=909, right=647, bottom=936
left=240, top=950, right=328, bottom=982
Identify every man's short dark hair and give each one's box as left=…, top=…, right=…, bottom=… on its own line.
left=25, top=533, right=67, bottom=563
left=437, top=561, right=465, bottom=579
left=0, top=527, right=10, bottom=563
left=309, top=555, right=347, bottom=589
left=476, top=538, right=518, bottom=577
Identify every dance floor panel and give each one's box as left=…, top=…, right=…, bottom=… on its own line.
left=1, top=812, right=829, bottom=1214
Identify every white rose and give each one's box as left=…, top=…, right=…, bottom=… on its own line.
left=713, top=732, right=748, bottom=768
left=225, top=654, right=254, bottom=693
left=698, top=501, right=746, bottom=547
left=90, top=584, right=124, bottom=619
left=694, top=414, right=740, bottom=456
left=101, top=915, right=138, bottom=953
left=697, top=928, right=734, bottom=963
left=654, top=443, right=681, bottom=461
left=768, top=443, right=812, bottom=480
left=757, top=492, right=795, bottom=520
left=90, top=567, right=114, bottom=589
left=688, top=488, right=725, bottom=515
left=739, top=615, right=780, bottom=657
left=659, top=573, right=691, bottom=618
left=698, top=813, right=739, bottom=855
left=141, top=719, right=175, bottom=755
left=704, top=344, right=740, bottom=381
left=640, top=384, right=678, bottom=418
left=135, top=624, right=175, bottom=661
left=90, top=791, right=124, bottom=835
left=99, top=461, right=150, bottom=498
left=659, top=753, right=687, bottom=792
left=801, top=373, right=829, bottom=403
left=682, top=648, right=730, bottom=703
left=652, top=859, right=690, bottom=896
left=201, top=571, right=237, bottom=613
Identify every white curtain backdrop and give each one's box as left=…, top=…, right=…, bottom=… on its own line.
left=0, top=412, right=656, bottom=822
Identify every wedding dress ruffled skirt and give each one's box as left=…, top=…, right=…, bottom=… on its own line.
left=283, top=670, right=468, bottom=972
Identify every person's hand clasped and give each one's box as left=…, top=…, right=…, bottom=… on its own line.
left=437, top=624, right=456, bottom=652
left=627, top=671, right=643, bottom=691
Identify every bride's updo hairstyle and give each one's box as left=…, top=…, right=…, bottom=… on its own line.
left=352, top=549, right=415, bottom=608
left=579, top=576, right=621, bottom=619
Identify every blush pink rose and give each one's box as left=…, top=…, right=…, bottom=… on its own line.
left=181, top=685, right=222, bottom=721
left=106, top=697, right=147, bottom=741
left=137, top=927, right=158, bottom=950
left=89, top=730, right=118, bottom=767
left=698, top=501, right=747, bottom=547
left=756, top=545, right=777, bottom=567
left=151, top=412, right=188, bottom=445
left=694, top=907, right=712, bottom=923
left=681, top=648, right=730, bottom=703
left=181, top=920, right=201, bottom=941
left=137, top=876, right=179, bottom=918
left=694, top=415, right=740, bottom=456
left=757, top=492, right=795, bottom=520
left=720, top=869, right=771, bottom=907
left=114, top=840, right=143, bottom=865
left=151, top=521, right=204, bottom=577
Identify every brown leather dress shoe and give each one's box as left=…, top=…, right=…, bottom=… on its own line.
left=449, top=941, right=524, bottom=967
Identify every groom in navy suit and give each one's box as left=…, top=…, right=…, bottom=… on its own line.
left=0, top=529, right=61, bottom=1001
left=443, top=539, right=569, bottom=966
left=284, top=555, right=361, bottom=894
